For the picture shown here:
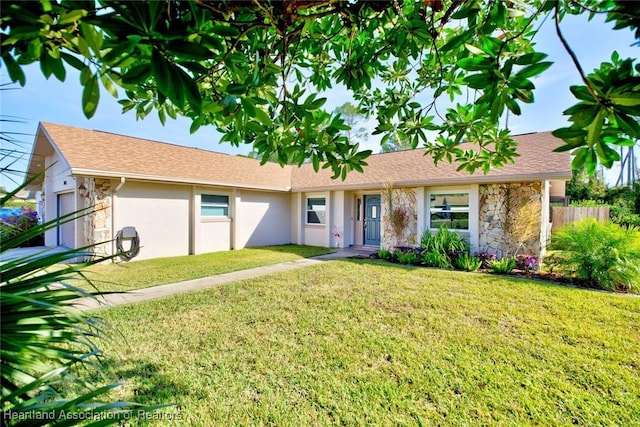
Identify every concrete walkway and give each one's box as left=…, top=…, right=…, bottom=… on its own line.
left=73, top=249, right=375, bottom=311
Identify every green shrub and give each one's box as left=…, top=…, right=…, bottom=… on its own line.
left=489, top=257, right=516, bottom=274
left=422, top=250, right=453, bottom=269
left=420, top=226, right=469, bottom=255
left=377, top=248, right=391, bottom=260
left=397, top=250, right=420, bottom=265
left=610, top=204, right=640, bottom=228
left=549, top=218, right=640, bottom=292
left=454, top=253, right=482, bottom=271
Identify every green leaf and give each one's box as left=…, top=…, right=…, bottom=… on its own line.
left=464, top=73, right=490, bottom=89
left=569, top=85, right=596, bottom=103
left=596, top=141, right=620, bottom=168
left=1, top=53, right=26, bottom=86
left=245, top=121, right=263, bottom=133
left=614, top=112, right=640, bottom=138
left=552, top=127, right=586, bottom=140
left=178, top=69, right=202, bottom=114
left=122, top=63, right=151, bottom=84
left=167, top=41, right=214, bottom=61
left=241, top=98, right=256, bottom=117
left=457, top=57, right=492, bottom=71
left=100, top=74, right=118, bottom=98
left=571, top=147, right=589, bottom=170
left=603, top=136, right=635, bottom=147
left=40, top=51, right=53, bottom=79
left=79, top=22, right=103, bottom=55
left=609, top=94, right=640, bottom=107
left=60, top=52, right=85, bottom=71
left=102, top=40, right=138, bottom=64
left=82, top=74, right=100, bottom=119
left=80, top=65, right=92, bottom=85
left=514, top=52, right=548, bottom=65
left=211, top=25, right=240, bottom=37
left=585, top=148, right=597, bottom=175
left=47, top=51, right=66, bottom=81
left=58, top=9, right=87, bottom=25
left=586, top=108, right=605, bottom=147
left=505, top=98, right=521, bottom=115
left=151, top=50, right=175, bottom=101
left=441, top=30, right=473, bottom=52
left=254, top=108, right=271, bottom=126
left=515, top=61, right=553, bottom=79
left=226, top=83, right=247, bottom=95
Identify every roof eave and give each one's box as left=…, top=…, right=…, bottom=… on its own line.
left=71, top=168, right=292, bottom=192
left=291, top=171, right=572, bottom=192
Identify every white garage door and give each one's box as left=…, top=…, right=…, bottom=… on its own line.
left=57, top=192, right=75, bottom=248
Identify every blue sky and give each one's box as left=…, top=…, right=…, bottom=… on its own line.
left=1, top=11, right=637, bottom=188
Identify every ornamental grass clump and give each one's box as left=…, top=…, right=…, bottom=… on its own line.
left=455, top=253, right=483, bottom=272
left=548, top=218, right=640, bottom=292
left=489, top=257, right=517, bottom=274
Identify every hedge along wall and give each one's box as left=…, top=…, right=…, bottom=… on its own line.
left=479, top=182, right=543, bottom=258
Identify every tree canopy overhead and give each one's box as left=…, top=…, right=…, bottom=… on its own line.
left=1, top=0, right=639, bottom=178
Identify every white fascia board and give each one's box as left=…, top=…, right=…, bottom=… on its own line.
left=70, top=169, right=291, bottom=192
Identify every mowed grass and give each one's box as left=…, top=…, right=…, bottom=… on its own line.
left=74, top=244, right=331, bottom=292
left=98, top=260, right=640, bottom=426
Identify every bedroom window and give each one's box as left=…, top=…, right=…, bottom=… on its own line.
left=201, top=194, right=229, bottom=217
left=428, top=192, right=469, bottom=230
left=306, top=197, right=326, bottom=224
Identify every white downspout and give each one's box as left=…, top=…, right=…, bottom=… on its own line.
left=111, top=177, right=125, bottom=257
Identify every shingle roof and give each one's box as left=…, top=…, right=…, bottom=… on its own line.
left=29, top=123, right=571, bottom=192
left=291, top=131, right=571, bottom=191
left=36, top=122, right=292, bottom=190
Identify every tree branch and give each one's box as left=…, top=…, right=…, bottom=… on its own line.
left=553, top=3, right=602, bottom=102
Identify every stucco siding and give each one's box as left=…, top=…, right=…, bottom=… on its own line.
left=115, top=181, right=190, bottom=260
left=304, top=225, right=327, bottom=247
left=235, top=190, right=292, bottom=248
left=198, top=219, right=232, bottom=253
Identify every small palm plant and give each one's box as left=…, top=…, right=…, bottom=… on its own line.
left=1, top=181, right=163, bottom=425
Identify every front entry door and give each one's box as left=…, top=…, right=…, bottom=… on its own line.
left=364, top=195, right=381, bottom=246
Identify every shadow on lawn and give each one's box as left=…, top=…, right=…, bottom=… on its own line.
left=256, top=244, right=333, bottom=257
left=90, top=359, right=190, bottom=407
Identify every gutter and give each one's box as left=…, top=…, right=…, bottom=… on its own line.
left=111, top=177, right=126, bottom=258
left=71, top=168, right=290, bottom=192
left=291, top=172, right=573, bottom=192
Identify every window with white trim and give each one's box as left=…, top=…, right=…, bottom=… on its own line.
left=306, top=197, right=326, bottom=224
left=428, top=192, right=469, bottom=230
left=201, top=194, right=229, bottom=217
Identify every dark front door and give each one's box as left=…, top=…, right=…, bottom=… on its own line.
left=364, top=195, right=381, bottom=246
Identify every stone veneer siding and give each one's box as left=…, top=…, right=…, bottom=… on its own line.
left=478, top=182, right=542, bottom=258
left=79, top=178, right=112, bottom=257
left=381, top=187, right=418, bottom=248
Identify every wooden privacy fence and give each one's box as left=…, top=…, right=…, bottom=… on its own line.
left=551, top=206, right=610, bottom=231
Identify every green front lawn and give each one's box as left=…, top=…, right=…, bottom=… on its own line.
left=76, top=244, right=331, bottom=292
left=97, top=260, right=640, bottom=425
